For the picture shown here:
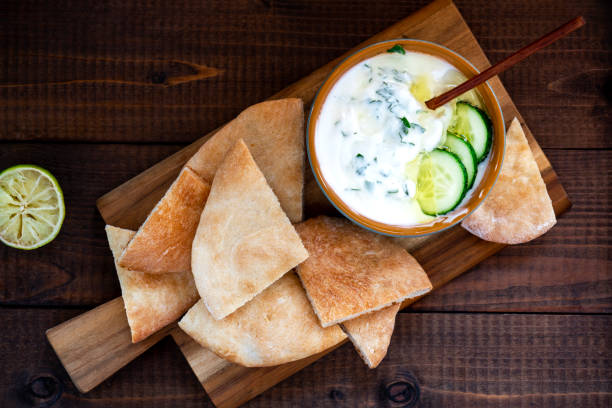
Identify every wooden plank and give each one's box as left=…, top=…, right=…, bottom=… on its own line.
left=1, top=307, right=213, bottom=408
left=170, top=329, right=343, bottom=408
left=1, top=146, right=608, bottom=310
left=245, top=313, right=612, bottom=407
left=7, top=308, right=611, bottom=407
left=46, top=297, right=174, bottom=393
left=1, top=0, right=609, bottom=148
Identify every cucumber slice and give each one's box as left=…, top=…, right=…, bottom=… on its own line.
left=448, top=101, right=492, bottom=162
left=416, top=149, right=468, bottom=216
left=442, top=132, right=478, bottom=189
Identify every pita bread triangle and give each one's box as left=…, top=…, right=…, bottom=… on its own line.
left=105, top=225, right=199, bottom=343
left=341, top=303, right=400, bottom=368
left=186, top=98, right=304, bottom=223
left=118, top=167, right=211, bottom=273
left=462, top=117, right=556, bottom=244
left=295, top=216, right=432, bottom=327
left=178, top=272, right=346, bottom=367
left=191, top=139, right=308, bottom=320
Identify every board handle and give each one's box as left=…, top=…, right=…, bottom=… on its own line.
left=46, top=297, right=173, bottom=393
left=171, top=327, right=343, bottom=408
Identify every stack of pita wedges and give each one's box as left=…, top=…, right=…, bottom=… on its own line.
left=103, top=95, right=556, bottom=370
left=103, top=98, right=434, bottom=369
left=461, top=117, right=557, bottom=243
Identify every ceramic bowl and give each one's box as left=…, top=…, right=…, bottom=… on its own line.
left=307, top=39, right=505, bottom=236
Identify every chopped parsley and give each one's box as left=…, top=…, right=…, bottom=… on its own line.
left=402, top=182, right=411, bottom=196
left=353, top=154, right=368, bottom=176
left=387, top=44, right=406, bottom=55
left=400, top=117, right=425, bottom=140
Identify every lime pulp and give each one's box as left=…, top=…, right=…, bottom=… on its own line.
left=0, top=165, right=65, bottom=249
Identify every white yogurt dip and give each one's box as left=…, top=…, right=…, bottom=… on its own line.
left=315, top=51, right=485, bottom=226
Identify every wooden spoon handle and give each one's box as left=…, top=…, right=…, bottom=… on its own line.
left=425, top=16, right=585, bottom=110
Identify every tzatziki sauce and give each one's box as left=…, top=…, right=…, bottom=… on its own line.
left=315, top=51, right=482, bottom=226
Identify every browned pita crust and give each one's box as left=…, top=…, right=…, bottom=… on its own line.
left=192, top=139, right=308, bottom=320
left=295, top=216, right=432, bottom=327
left=178, top=273, right=346, bottom=367
left=341, top=303, right=400, bottom=368
left=118, top=167, right=211, bottom=273
left=186, top=98, right=304, bottom=223
left=462, top=118, right=556, bottom=244
left=105, top=225, right=199, bottom=343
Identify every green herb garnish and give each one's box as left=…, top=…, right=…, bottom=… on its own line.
left=401, top=117, right=411, bottom=128
left=412, top=123, right=426, bottom=133
left=387, top=44, right=406, bottom=55
left=387, top=189, right=399, bottom=194
left=353, top=154, right=367, bottom=176
left=402, top=183, right=411, bottom=196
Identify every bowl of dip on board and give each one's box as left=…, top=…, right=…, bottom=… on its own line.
left=307, top=39, right=505, bottom=236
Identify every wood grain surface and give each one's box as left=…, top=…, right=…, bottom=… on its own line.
left=1, top=0, right=610, bottom=407
left=89, top=1, right=576, bottom=404
left=46, top=298, right=175, bottom=393
left=1, top=147, right=609, bottom=311
left=3, top=309, right=611, bottom=407
left=43, top=0, right=579, bottom=405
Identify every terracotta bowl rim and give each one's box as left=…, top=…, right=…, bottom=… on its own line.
left=306, top=38, right=506, bottom=237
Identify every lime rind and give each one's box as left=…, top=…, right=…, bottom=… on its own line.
left=0, top=164, right=65, bottom=250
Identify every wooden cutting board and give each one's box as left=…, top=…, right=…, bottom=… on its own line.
left=47, top=0, right=571, bottom=406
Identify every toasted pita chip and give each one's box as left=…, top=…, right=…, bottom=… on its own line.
left=105, top=225, right=199, bottom=343
left=295, top=216, right=432, bottom=327
left=192, top=139, right=308, bottom=320
left=462, top=118, right=556, bottom=244
left=178, top=273, right=346, bottom=367
left=186, top=98, right=304, bottom=222
left=342, top=303, right=400, bottom=368
left=118, top=167, right=211, bottom=273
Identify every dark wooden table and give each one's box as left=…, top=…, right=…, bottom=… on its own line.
left=1, top=0, right=610, bottom=407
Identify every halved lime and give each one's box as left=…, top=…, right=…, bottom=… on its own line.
left=0, top=165, right=65, bottom=249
